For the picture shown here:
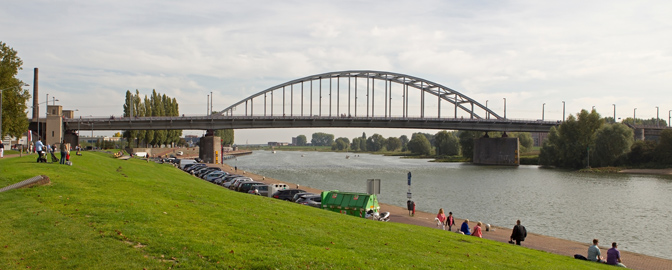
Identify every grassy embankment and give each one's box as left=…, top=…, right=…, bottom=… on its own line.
left=1, top=152, right=612, bottom=269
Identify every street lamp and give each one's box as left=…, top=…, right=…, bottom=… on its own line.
left=485, top=100, right=489, bottom=119
left=656, top=106, right=659, bottom=127
left=0, top=83, right=29, bottom=140
left=633, top=108, right=637, bottom=125
left=542, top=103, right=546, bottom=121
left=612, top=104, right=616, bottom=123
left=503, top=98, right=507, bottom=120
left=562, top=101, right=565, bottom=122
left=669, top=110, right=671, bottom=127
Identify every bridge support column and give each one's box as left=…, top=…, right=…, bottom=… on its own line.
left=199, top=135, right=221, bottom=164
left=473, top=137, right=519, bottom=166
left=63, top=130, right=79, bottom=149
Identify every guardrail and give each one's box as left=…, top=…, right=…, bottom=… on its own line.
left=0, top=175, right=50, bottom=193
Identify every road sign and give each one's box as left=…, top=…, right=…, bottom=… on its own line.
left=407, top=171, right=412, bottom=186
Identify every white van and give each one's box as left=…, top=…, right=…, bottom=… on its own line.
left=178, top=159, right=197, bottom=169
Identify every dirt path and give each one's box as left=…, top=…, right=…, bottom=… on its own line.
left=208, top=162, right=672, bottom=270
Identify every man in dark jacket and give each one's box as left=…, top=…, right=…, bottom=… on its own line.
left=510, top=220, right=527, bottom=245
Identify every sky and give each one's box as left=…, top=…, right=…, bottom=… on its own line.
left=3, top=0, right=672, bottom=144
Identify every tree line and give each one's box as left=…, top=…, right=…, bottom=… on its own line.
left=293, top=130, right=534, bottom=160
left=123, top=90, right=182, bottom=147
left=540, top=109, right=672, bottom=169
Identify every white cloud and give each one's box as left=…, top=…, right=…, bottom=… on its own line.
left=6, top=0, right=672, bottom=142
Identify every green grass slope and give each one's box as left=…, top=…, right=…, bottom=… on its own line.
left=1, top=152, right=611, bottom=269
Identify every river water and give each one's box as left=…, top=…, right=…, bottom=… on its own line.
left=225, top=150, right=672, bottom=260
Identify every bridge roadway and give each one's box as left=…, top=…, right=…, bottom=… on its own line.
left=64, top=115, right=559, bottom=132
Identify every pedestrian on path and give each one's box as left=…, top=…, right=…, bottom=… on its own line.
left=436, top=208, right=447, bottom=230
left=510, top=220, right=527, bottom=245
left=0, top=141, right=4, bottom=158
left=447, top=212, right=455, bottom=231
left=607, top=242, right=626, bottom=267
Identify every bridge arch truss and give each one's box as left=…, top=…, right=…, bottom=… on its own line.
left=218, top=70, right=502, bottom=120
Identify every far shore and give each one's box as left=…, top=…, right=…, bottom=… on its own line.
left=618, top=168, right=672, bottom=175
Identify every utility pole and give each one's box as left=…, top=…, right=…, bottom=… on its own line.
left=562, top=101, right=565, bottom=122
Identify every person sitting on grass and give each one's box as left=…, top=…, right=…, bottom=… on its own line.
left=460, top=219, right=471, bottom=235
left=472, top=221, right=483, bottom=238
left=607, top=242, right=626, bottom=267
left=587, top=239, right=606, bottom=263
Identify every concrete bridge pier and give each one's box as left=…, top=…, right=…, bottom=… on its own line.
left=199, top=134, right=221, bottom=164
left=473, top=136, right=519, bottom=166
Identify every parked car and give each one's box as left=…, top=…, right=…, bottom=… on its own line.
left=176, top=151, right=184, bottom=156
left=291, top=192, right=315, bottom=202
left=197, top=167, right=222, bottom=178
left=237, top=181, right=265, bottom=193
left=224, top=177, right=252, bottom=189
left=230, top=177, right=253, bottom=190
left=253, top=185, right=270, bottom=196
left=205, top=171, right=228, bottom=182
left=296, top=194, right=322, bottom=208
left=272, top=189, right=306, bottom=201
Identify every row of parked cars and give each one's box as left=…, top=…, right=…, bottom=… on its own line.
left=176, top=161, right=321, bottom=208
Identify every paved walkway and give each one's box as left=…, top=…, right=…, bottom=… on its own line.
left=211, top=162, right=672, bottom=270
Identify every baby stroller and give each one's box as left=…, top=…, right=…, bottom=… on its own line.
left=37, top=151, right=48, bottom=163
left=50, top=151, right=59, bottom=163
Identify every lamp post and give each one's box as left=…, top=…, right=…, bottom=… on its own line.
left=542, top=103, right=546, bottom=121
left=562, top=101, right=565, bottom=122
left=503, top=98, right=507, bottom=120
left=612, top=104, right=616, bottom=123
left=485, top=100, right=489, bottom=119
left=633, top=108, right=637, bottom=125
left=0, top=83, right=29, bottom=140
left=656, top=106, right=659, bottom=127
left=669, top=110, right=671, bottom=128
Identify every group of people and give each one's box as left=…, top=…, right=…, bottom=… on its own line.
left=587, top=239, right=626, bottom=267
left=436, top=208, right=528, bottom=244
left=33, top=138, right=73, bottom=165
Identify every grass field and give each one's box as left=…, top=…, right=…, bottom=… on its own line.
left=0, top=152, right=611, bottom=269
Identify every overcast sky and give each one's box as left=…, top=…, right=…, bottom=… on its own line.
left=3, top=0, right=672, bottom=144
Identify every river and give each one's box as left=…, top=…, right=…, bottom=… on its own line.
left=225, top=150, right=672, bottom=260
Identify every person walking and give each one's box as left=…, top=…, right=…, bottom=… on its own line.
left=446, top=212, right=455, bottom=231
left=607, top=242, right=626, bottom=267
left=510, top=220, right=527, bottom=245
left=35, top=138, right=45, bottom=163
left=436, top=208, right=447, bottom=230
left=0, top=140, right=4, bottom=158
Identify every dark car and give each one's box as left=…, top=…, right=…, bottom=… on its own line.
left=237, top=181, right=265, bottom=193
left=272, top=189, right=306, bottom=201
left=291, top=192, right=315, bottom=202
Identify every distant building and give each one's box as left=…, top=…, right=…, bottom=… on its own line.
left=184, top=135, right=200, bottom=147
left=530, top=132, right=548, bottom=147
left=268, top=142, right=289, bottom=146
left=292, top=137, right=297, bottom=145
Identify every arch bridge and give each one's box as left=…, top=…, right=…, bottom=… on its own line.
left=65, top=70, right=559, bottom=133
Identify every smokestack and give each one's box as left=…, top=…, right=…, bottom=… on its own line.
left=32, top=68, right=39, bottom=121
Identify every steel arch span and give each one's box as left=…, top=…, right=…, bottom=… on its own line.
left=217, top=70, right=502, bottom=120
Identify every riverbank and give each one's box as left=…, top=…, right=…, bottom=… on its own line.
left=209, top=162, right=672, bottom=270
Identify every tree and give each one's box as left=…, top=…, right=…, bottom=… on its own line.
left=295, top=135, right=307, bottom=146
left=591, top=123, right=634, bottom=167
left=350, top=137, right=362, bottom=151
left=399, top=135, right=409, bottom=151
left=366, top=133, right=385, bottom=152
left=654, top=130, right=672, bottom=164
left=539, top=109, right=604, bottom=169
left=214, top=129, right=234, bottom=146
left=510, top=132, right=533, bottom=153
left=311, top=132, right=334, bottom=146
left=332, top=137, right=350, bottom=151
left=458, top=131, right=481, bottom=160
left=435, top=131, right=460, bottom=156
left=407, top=133, right=431, bottom=155
left=385, top=137, right=401, bottom=151
left=0, top=41, right=31, bottom=138
left=628, top=140, right=656, bottom=165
